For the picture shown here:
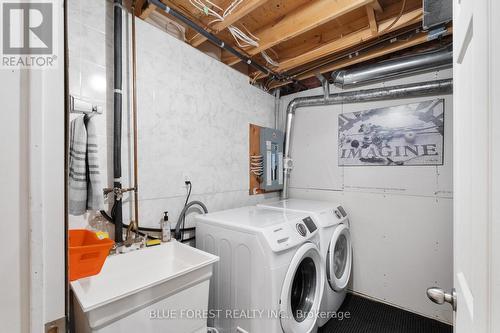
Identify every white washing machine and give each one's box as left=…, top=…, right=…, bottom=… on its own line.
left=258, top=199, right=352, bottom=328
left=195, top=206, right=325, bottom=333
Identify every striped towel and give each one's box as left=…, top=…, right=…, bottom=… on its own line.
left=69, top=116, right=88, bottom=215
left=84, top=115, right=104, bottom=211
left=68, top=115, right=104, bottom=215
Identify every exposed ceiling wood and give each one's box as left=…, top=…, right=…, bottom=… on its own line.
left=133, top=0, right=150, bottom=17
left=268, top=25, right=453, bottom=89
left=138, top=2, right=156, bottom=19
left=223, top=0, right=376, bottom=66
left=366, top=4, right=378, bottom=35
left=273, top=8, right=422, bottom=73
left=135, top=0, right=452, bottom=92
left=189, top=0, right=269, bottom=47
left=372, top=0, right=383, bottom=12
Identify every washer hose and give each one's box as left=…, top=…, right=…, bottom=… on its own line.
left=175, top=201, right=208, bottom=240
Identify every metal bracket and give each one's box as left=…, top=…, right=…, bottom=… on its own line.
left=69, top=95, right=103, bottom=115
left=103, top=186, right=135, bottom=201
left=315, top=73, right=330, bottom=100
left=427, top=25, right=447, bottom=41
left=283, top=157, right=294, bottom=171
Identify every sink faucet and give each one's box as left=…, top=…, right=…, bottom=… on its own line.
left=126, top=220, right=138, bottom=242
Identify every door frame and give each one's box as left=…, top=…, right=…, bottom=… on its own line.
left=488, top=0, right=500, bottom=330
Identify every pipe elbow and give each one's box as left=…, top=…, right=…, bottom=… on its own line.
left=331, top=70, right=346, bottom=87
left=287, top=99, right=301, bottom=115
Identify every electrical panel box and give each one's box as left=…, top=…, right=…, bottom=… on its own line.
left=260, top=127, right=284, bottom=191
left=249, top=124, right=284, bottom=194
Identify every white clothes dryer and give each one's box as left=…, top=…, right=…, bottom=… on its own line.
left=258, top=199, right=352, bottom=328
left=195, top=206, right=325, bottom=333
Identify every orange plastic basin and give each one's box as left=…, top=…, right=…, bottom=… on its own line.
left=68, top=229, right=114, bottom=281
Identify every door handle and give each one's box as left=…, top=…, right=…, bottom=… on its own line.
left=426, top=287, right=457, bottom=311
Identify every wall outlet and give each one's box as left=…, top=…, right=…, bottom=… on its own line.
left=182, top=173, right=191, bottom=186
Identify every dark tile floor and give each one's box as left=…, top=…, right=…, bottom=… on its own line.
left=319, top=294, right=453, bottom=333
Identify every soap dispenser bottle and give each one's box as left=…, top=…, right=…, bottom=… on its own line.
left=162, top=211, right=171, bottom=242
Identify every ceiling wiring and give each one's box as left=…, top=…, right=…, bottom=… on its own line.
left=189, top=0, right=281, bottom=67
left=379, top=0, right=407, bottom=34
left=261, top=50, right=279, bottom=67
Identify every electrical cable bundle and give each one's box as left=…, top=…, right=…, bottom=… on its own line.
left=189, top=0, right=279, bottom=66
left=250, top=155, right=264, bottom=178
left=261, top=50, right=279, bottom=67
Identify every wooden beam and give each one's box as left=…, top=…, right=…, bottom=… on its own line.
left=371, top=0, right=383, bottom=12
left=224, top=0, right=375, bottom=66
left=366, top=4, right=378, bottom=35
left=274, top=8, right=423, bottom=73
left=141, top=0, right=204, bottom=41
left=268, top=26, right=452, bottom=89
left=190, top=0, right=269, bottom=47
left=138, top=1, right=156, bottom=19
left=301, top=26, right=452, bottom=79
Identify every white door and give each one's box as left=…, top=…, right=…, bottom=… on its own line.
left=427, top=0, right=499, bottom=332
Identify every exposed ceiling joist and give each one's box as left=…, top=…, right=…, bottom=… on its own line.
left=366, top=4, right=378, bottom=35
left=371, top=0, right=383, bottom=12
left=190, top=0, right=270, bottom=47
left=139, top=0, right=191, bottom=23
left=135, top=0, right=450, bottom=93
left=138, top=0, right=205, bottom=42
left=138, top=2, right=156, bottom=19
left=273, top=8, right=422, bottom=73
left=268, top=26, right=452, bottom=89
left=223, top=0, right=376, bottom=66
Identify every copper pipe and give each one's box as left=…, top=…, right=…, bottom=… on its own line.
left=131, top=1, right=140, bottom=227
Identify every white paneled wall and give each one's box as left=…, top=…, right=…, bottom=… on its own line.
left=280, top=69, right=454, bottom=323
left=67, top=0, right=277, bottom=229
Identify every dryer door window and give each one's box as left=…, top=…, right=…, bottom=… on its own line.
left=327, top=224, right=352, bottom=292
left=290, top=257, right=316, bottom=322
left=280, top=242, right=324, bottom=333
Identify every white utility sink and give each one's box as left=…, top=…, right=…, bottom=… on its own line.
left=71, top=240, right=219, bottom=333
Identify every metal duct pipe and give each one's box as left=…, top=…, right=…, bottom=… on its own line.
left=113, top=0, right=123, bottom=243
left=282, top=78, right=453, bottom=199
left=274, top=89, right=280, bottom=129
left=331, top=48, right=452, bottom=88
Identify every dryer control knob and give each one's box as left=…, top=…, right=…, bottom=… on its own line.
left=296, top=223, right=307, bottom=237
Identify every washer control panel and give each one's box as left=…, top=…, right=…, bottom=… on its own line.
left=302, top=216, right=317, bottom=232
left=265, top=215, right=320, bottom=252
left=337, top=205, right=347, bottom=217
left=296, top=223, right=307, bottom=237
left=333, top=205, right=348, bottom=219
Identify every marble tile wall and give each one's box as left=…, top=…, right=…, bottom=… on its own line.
left=68, top=0, right=277, bottom=230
